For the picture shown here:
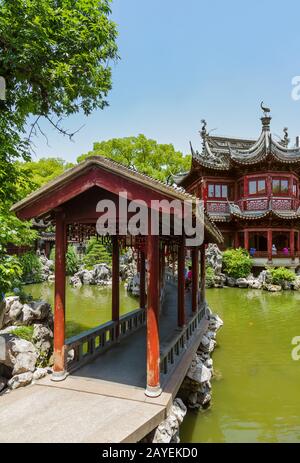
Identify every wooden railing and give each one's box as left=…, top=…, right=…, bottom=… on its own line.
left=65, top=307, right=146, bottom=372
left=251, top=251, right=299, bottom=259
left=237, top=197, right=300, bottom=212
left=65, top=269, right=207, bottom=380
left=160, top=303, right=207, bottom=378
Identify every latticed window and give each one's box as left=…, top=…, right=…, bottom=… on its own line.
left=272, top=178, right=289, bottom=194
left=208, top=183, right=232, bottom=199
left=248, top=178, right=266, bottom=195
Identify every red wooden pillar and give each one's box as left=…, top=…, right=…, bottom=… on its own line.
left=244, top=230, right=249, bottom=251
left=192, top=248, right=199, bottom=313
left=145, top=233, right=161, bottom=397
left=290, top=229, right=295, bottom=260
left=140, top=250, right=146, bottom=309
left=52, top=210, right=67, bottom=381
left=112, top=236, right=120, bottom=338
left=177, top=236, right=186, bottom=327
left=267, top=229, right=273, bottom=261
left=200, top=244, right=206, bottom=306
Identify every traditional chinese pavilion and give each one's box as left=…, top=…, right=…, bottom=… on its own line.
left=12, top=156, right=222, bottom=398
left=175, top=108, right=300, bottom=270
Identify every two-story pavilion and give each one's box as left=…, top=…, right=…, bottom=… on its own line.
left=175, top=109, right=300, bottom=270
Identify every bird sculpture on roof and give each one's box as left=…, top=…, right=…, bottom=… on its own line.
left=260, top=101, right=271, bottom=116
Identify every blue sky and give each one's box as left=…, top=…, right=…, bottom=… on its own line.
left=32, top=0, right=300, bottom=162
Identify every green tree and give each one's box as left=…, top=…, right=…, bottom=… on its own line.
left=222, top=248, right=252, bottom=279
left=0, top=255, right=22, bottom=295
left=17, top=157, right=74, bottom=195
left=0, top=0, right=118, bottom=205
left=18, top=251, right=42, bottom=283
left=83, top=238, right=112, bottom=269
left=77, top=135, right=191, bottom=182
left=50, top=245, right=80, bottom=276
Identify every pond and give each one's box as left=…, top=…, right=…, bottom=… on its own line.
left=24, top=283, right=300, bottom=442
left=24, top=281, right=138, bottom=338
left=181, top=288, right=300, bottom=443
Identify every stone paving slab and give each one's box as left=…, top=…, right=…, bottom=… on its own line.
left=0, top=384, right=166, bottom=443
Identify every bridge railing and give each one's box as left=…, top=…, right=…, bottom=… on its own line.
left=160, top=302, right=207, bottom=379
left=65, top=307, right=146, bottom=372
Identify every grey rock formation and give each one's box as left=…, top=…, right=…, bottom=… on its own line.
left=33, top=367, right=48, bottom=381
left=126, top=273, right=141, bottom=297
left=32, top=324, right=53, bottom=356
left=6, top=337, right=38, bottom=375
left=8, top=371, right=33, bottom=390
left=264, top=284, right=282, bottom=292
left=226, top=276, right=236, bottom=287
left=186, top=354, right=212, bottom=384
left=152, top=399, right=187, bottom=443
left=70, top=264, right=112, bottom=287
left=0, top=376, right=7, bottom=392
left=206, top=244, right=223, bottom=274
left=236, top=277, right=249, bottom=288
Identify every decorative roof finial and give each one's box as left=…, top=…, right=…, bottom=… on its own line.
left=260, top=101, right=272, bottom=131
left=282, top=127, right=290, bottom=147
left=200, top=119, right=207, bottom=139
left=260, top=101, right=271, bottom=117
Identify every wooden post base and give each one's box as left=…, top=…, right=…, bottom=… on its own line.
left=145, top=384, right=162, bottom=398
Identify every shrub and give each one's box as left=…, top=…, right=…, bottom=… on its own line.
left=19, top=251, right=42, bottom=283
left=83, top=238, right=112, bottom=269
left=222, top=248, right=252, bottom=279
left=268, top=267, right=295, bottom=286
left=205, top=266, right=216, bottom=287
left=0, top=255, right=23, bottom=295
left=66, top=245, right=80, bottom=275
left=50, top=245, right=80, bottom=276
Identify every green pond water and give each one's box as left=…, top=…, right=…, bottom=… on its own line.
left=25, top=283, right=300, bottom=442
left=25, top=281, right=138, bottom=338
left=181, top=288, right=300, bottom=443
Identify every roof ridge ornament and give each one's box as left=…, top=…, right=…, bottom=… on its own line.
left=200, top=119, right=207, bottom=140
left=260, top=101, right=272, bottom=132
left=282, top=127, right=290, bottom=147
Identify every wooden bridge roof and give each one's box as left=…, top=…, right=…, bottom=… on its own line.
left=11, top=156, right=223, bottom=244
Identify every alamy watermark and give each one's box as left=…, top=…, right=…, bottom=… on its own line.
left=0, top=76, right=6, bottom=100
left=95, top=192, right=205, bottom=247
left=291, top=76, right=300, bottom=101
left=291, top=336, right=300, bottom=360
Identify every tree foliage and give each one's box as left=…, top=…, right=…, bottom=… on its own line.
left=77, top=135, right=191, bottom=182
left=50, top=245, right=80, bottom=276
left=0, top=255, right=22, bottom=295
left=0, top=0, right=118, bottom=205
left=83, top=238, right=112, bottom=269
left=17, top=157, right=74, bottom=195
left=18, top=251, right=42, bottom=283
left=222, top=248, right=252, bottom=279
left=0, top=0, right=118, bottom=257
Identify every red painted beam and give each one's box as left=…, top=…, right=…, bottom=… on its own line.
left=192, top=248, right=199, bottom=313
left=145, top=233, right=161, bottom=397
left=200, top=244, right=206, bottom=306
left=15, top=165, right=184, bottom=221
left=267, top=229, right=272, bottom=261
left=112, top=236, right=120, bottom=338
left=140, top=250, right=146, bottom=310
left=177, top=236, right=186, bottom=327
left=52, top=210, right=67, bottom=380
